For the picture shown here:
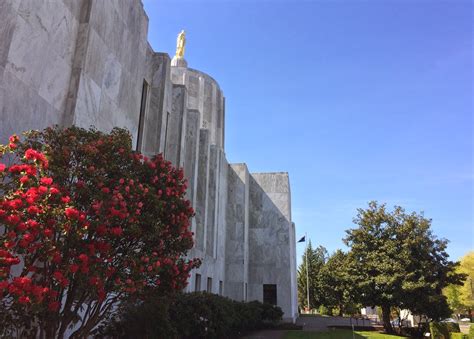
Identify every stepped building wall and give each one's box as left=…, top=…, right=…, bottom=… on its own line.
left=0, top=0, right=298, bottom=321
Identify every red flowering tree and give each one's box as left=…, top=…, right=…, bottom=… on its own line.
left=0, top=126, right=200, bottom=338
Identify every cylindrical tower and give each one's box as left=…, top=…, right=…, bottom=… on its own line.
left=170, top=65, right=225, bottom=150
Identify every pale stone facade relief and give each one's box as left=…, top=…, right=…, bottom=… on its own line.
left=0, top=0, right=298, bottom=321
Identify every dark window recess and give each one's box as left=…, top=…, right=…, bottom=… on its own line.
left=163, top=111, right=170, bottom=157
left=136, top=80, right=149, bottom=151
left=207, top=277, right=212, bottom=293
left=195, top=273, right=201, bottom=292
left=263, top=284, right=277, bottom=305
left=219, top=281, right=223, bottom=295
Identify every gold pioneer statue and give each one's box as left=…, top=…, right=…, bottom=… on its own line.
left=176, top=30, right=186, bottom=58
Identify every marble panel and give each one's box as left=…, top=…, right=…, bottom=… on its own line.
left=119, top=29, right=138, bottom=77
left=0, top=2, right=18, bottom=68
left=128, top=38, right=142, bottom=83
left=139, top=8, right=149, bottom=46
left=96, top=91, right=119, bottom=132
left=224, top=163, right=249, bottom=300
left=18, top=0, right=79, bottom=63
left=187, top=74, right=199, bottom=98
left=252, top=172, right=290, bottom=193
left=5, top=14, right=49, bottom=91
left=5, top=0, right=21, bottom=12
left=62, top=0, right=84, bottom=21
left=102, top=54, right=122, bottom=103
left=0, top=69, right=60, bottom=143
left=117, top=70, right=139, bottom=121
left=46, top=2, right=79, bottom=62
left=165, top=85, right=186, bottom=166
left=114, top=106, right=138, bottom=145
left=38, top=50, right=73, bottom=112
left=123, top=0, right=141, bottom=36
left=203, top=81, right=212, bottom=126
left=89, top=0, right=116, bottom=46
left=137, top=41, right=149, bottom=82
left=125, top=86, right=142, bottom=129
left=206, top=146, right=218, bottom=257
left=73, top=75, right=102, bottom=129
left=83, top=29, right=109, bottom=88
left=183, top=110, right=199, bottom=204
left=195, top=129, right=210, bottom=251
left=147, top=58, right=167, bottom=152
left=225, top=281, right=244, bottom=301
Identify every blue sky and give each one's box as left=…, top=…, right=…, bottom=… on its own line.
left=143, top=0, right=473, bottom=263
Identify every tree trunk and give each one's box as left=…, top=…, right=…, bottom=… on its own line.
left=381, top=304, right=393, bottom=333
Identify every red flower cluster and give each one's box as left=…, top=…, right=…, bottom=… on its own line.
left=24, top=148, right=48, bottom=168
left=0, top=127, right=200, bottom=333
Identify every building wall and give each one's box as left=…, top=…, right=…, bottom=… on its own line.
left=171, top=67, right=225, bottom=149
left=225, top=164, right=250, bottom=301
left=0, top=0, right=297, bottom=323
left=0, top=0, right=82, bottom=144
left=248, top=173, right=298, bottom=321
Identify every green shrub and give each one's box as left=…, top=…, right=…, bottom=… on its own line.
left=318, top=305, right=331, bottom=315
left=430, top=322, right=461, bottom=339
left=99, top=292, right=284, bottom=338
left=169, top=292, right=283, bottom=338
left=450, top=333, right=467, bottom=339
left=446, top=323, right=461, bottom=333
left=234, top=300, right=264, bottom=331
left=469, top=324, right=474, bottom=339
left=95, top=295, right=177, bottom=338
left=169, top=292, right=237, bottom=338
left=401, top=323, right=429, bottom=338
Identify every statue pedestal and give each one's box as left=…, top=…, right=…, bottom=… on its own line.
left=171, top=56, right=187, bottom=67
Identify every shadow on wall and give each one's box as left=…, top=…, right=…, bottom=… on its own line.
left=247, top=172, right=295, bottom=318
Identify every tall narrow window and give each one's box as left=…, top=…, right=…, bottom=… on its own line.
left=219, top=281, right=223, bottom=295
left=207, top=277, right=212, bottom=293
left=195, top=273, right=201, bottom=292
left=163, top=111, right=170, bottom=157
left=136, top=80, right=149, bottom=151
left=263, top=284, right=277, bottom=305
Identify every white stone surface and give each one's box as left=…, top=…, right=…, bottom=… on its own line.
left=38, top=50, right=73, bottom=111
left=171, top=56, right=188, bottom=67
left=74, top=75, right=102, bottom=128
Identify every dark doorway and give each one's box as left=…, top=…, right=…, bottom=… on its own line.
left=263, top=284, right=277, bottom=305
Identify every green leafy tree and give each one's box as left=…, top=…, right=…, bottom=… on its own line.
left=444, top=251, right=474, bottom=319
left=317, top=250, right=358, bottom=316
left=458, top=252, right=474, bottom=320
left=444, top=283, right=463, bottom=316
left=344, top=201, right=465, bottom=333
left=297, top=241, right=327, bottom=311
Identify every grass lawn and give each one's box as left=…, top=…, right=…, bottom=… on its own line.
left=283, top=329, right=405, bottom=339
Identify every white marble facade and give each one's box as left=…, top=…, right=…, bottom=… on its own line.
left=0, top=0, right=298, bottom=322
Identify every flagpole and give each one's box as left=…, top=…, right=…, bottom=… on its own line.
left=305, top=232, right=310, bottom=313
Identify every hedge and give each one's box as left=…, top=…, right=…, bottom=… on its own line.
left=98, top=292, right=284, bottom=338
left=429, top=322, right=461, bottom=339
left=450, top=333, right=468, bottom=339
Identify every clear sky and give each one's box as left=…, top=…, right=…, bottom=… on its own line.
left=143, top=0, right=473, bottom=263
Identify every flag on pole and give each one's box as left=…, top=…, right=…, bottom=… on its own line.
left=297, top=236, right=305, bottom=243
